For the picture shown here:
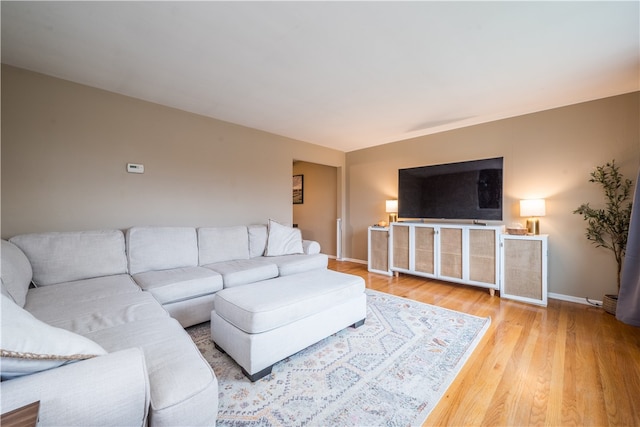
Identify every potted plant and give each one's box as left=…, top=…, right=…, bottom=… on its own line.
left=573, top=160, right=633, bottom=315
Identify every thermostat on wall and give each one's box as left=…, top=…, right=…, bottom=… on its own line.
left=127, top=163, right=144, bottom=174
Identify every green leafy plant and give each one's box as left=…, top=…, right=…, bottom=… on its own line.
left=573, top=160, right=633, bottom=292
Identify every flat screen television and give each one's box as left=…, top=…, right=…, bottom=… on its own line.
left=398, top=157, right=503, bottom=221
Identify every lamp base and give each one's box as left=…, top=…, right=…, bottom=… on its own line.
left=526, top=217, right=540, bottom=235
left=388, top=213, right=398, bottom=224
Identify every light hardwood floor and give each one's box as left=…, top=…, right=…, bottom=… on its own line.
left=328, top=259, right=640, bottom=427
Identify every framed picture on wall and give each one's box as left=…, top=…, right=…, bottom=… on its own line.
left=293, top=175, right=303, bottom=204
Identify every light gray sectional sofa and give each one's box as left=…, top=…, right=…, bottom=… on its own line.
left=0, top=222, right=327, bottom=426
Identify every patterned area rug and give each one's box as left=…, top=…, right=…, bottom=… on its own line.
left=187, top=289, right=490, bottom=426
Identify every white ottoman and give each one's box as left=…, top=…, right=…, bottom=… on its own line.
left=211, top=269, right=367, bottom=381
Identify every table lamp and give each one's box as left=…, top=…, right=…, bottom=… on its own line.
left=386, top=200, right=398, bottom=224
left=520, top=199, right=546, bottom=235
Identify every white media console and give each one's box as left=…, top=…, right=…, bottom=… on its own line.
left=368, top=222, right=548, bottom=306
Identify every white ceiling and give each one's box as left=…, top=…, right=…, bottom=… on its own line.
left=2, top=1, right=639, bottom=152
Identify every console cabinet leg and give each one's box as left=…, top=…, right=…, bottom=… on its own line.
left=489, top=288, right=495, bottom=297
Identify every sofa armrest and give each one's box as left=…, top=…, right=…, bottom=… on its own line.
left=302, top=240, right=321, bottom=255
left=0, top=348, right=150, bottom=426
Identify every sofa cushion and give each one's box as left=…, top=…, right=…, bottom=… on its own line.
left=248, top=224, right=268, bottom=258
left=259, top=253, right=329, bottom=276
left=126, top=227, right=198, bottom=275
left=264, top=219, right=303, bottom=256
left=9, top=230, right=128, bottom=287
left=202, top=259, right=279, bottom=288
left=132, top=266, right=223, bottom=305
left=1, top=294, right=107, bottom=380
left=214, top=269, right=366, bottom=334
left=85, top=317, right=219, bottom=426
left=198, top=226, right=250, bottom=265
left=25, top=274, right=141, bottom=308
left=1, top=240, right=33, bottom=307
left=25, top=290, right=169, bottom=335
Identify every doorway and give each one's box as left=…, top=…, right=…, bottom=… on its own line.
left=292, top=161, right=338, bottom=257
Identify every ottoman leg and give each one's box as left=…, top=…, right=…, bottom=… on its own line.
left=351, top=319, right=365, bottom=328
left=243, top=365, right=273, bottom=382
left=215, top=341, right=273, bottom=382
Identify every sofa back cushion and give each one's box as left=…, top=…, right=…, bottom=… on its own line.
left=127, top=227, right=198, bottom=275
left=1, top=240, right=33, bottom=307
left=248, top=224, right=268, bottom=258
left=198, top=226, right=249, bottom=265
left=9, top=230, right=127, bottom=287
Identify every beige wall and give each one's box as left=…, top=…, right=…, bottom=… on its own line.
left=345, top=92, right=640, bottom=300
left=292, top=161, right=338, bottom=256
left=3, top=65, right=639, bottom=301
left=1, top=65, right=344, bottom=239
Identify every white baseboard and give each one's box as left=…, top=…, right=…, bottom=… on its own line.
left=339, top=258, right=367, bottom=265
left=330, top=256, right=367, bottom=265
left=548, top=292, right=601, bottom=306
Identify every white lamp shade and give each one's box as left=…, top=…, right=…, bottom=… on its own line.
left=385, top=200, right=398, bottom=213
left=520, top=199, right=546, bottom=217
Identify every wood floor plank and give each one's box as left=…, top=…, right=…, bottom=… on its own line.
left=597, top=313, right=639, bottom=426
left=545, top=305, right=567, bottom=425
left=574, top=304, right=608, bottom=427
left=461, top=322, right=522, bottom=427
left=492, top=308, right=539, bottom=426
left=328, top=260, right=640, bottom=427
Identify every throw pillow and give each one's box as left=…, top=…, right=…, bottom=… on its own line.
left=1, top=240, right=33, bottom=308
left=0, top=294, right=107, bottom=380
left=264, top=219, right=304, bottom=256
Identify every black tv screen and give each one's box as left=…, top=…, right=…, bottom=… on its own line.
left=398, top=157, right=503, bottom=221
